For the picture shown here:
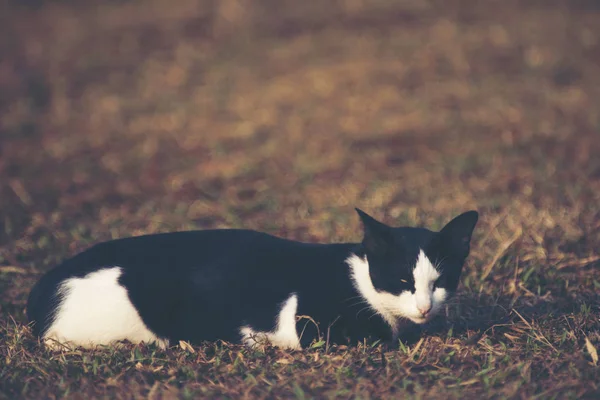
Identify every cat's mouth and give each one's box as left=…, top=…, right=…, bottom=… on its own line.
left=411, top=316, right=429, bottom=324
left=406, top=313, right=435, bottom=324
left=388, top=311, right=431, bottom=325
left=388, top=308, right=435, bottom=325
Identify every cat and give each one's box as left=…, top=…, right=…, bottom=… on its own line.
left=26, top=208, right=478, bottom=350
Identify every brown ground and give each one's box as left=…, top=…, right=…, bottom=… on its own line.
left=1, top=0, right=599, bottom=398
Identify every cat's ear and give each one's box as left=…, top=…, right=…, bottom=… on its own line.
left=355, top=208, right=393, bottom=255
left=438, top=210, right=479, bottom=259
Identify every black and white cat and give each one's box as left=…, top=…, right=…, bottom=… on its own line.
left=27, top=209, right=478, bottom=350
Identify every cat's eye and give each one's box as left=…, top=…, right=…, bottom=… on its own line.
left=400, top=279, right=407, bottom=283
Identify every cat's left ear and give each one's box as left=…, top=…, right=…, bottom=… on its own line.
left=355, top=208, right=393, bottom=256
left=438, top=211, right=479, bottom=259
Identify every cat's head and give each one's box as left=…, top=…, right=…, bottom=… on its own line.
left=348, top=209, right=478, bottom=326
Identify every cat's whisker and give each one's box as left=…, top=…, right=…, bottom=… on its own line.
left=343, top=295, right=365, bottom=303
left=348, top=300, right=369, bottom=308
left=434, top=256, right=449, bottom=272
left=367, top=311, right=380, bottom=321
left=356, top=306, right=373, bottom=318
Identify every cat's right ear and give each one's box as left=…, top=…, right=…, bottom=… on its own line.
left=355, top=208, right=393, bottom=255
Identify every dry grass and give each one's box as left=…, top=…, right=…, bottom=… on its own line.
left=1, top=0, right=600, bottom=398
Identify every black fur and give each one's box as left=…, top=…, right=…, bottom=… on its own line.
left=27, top=209, right=478, bottom=347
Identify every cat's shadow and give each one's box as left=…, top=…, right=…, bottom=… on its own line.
left=411, top=291, right=572, bottom=346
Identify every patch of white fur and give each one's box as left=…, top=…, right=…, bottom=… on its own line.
left=240, top=293, right=301, bottom=350
left=346, top=249, right=448, bottom=329
left=43, top=267, right=168, bottom=350
left=413, top=250, right=440, bottom=316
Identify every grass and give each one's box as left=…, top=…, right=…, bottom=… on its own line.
left=1, top=0, right=600, bottom=398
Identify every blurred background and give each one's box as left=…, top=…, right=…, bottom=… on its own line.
left=1, top=1, right=600, bottom=397
left=1, top=0, right=599, bottom=306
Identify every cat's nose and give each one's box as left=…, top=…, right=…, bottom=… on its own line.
left=417, top=304, right=432, bottom=317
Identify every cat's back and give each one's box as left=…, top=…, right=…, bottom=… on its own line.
left=92, top=228, right=277, bottom=270
left=44, top=228, right=288, bottom=275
